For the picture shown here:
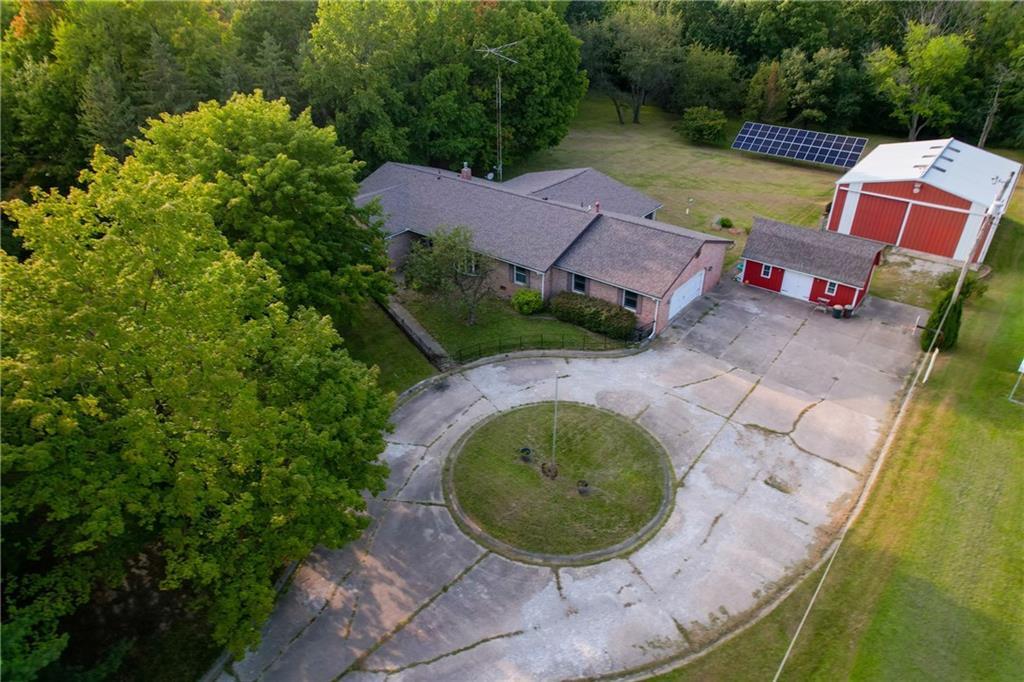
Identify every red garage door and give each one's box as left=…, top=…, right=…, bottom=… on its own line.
left=850, top=194, right=907, bottom=244
left=898, top=204, right=966, bottom=258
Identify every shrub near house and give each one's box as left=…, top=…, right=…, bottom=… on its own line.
left=550, top=292, right=637, bottom=340
left=512, top=288, right=544, bottom=315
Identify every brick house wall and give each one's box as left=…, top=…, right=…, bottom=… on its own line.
left=653, top=241, right=728, bottom=334
left=549, top=267, right=656, bottom=328
left=484, top=257, right=544, bottom=299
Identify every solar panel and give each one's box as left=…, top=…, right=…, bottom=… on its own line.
left=731, top=122, right=867, bottom=169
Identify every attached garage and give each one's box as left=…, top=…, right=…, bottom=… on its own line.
left=668, top=269, right=705, bottom=319
left=741, top=217, right=884, bottom=309
left=827, top=138, right=1021, bottom=263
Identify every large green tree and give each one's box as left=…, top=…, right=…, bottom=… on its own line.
left=1, top=151, right=392, bottom=680
left=302, top=0, right=585, bottom=172
left=867, top=21, right=972, bottom=140
left=129, top=92, right=392, bottom=316
left=672, top=43, right=743, bottom=114
left=592, top=2, right=682, bottom=124
left=780, top=47, right=863, bottom=129
left=405, top=225, right=494, bottom=325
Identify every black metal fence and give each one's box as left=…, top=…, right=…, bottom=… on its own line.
left=452, top=323, right=654, bottom=364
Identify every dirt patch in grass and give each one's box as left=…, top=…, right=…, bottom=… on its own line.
left=869, top=252, right=952, bottom=309
left=450, top=402, right=669, bottom=556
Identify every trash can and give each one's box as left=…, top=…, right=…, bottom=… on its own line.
left=832, top=305, right=843, bottom=319
left=843, top=304, right=854, bottom=318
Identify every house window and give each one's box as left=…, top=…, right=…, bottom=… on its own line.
left=622, top=289, right=639, bottom=312
left=513, top=265, right=529, bottom=286
left=761, top=263, right=773, bottom=278
left=825, top=280, right=838, bottom=295
left=463, top=256, right=478, bottom=275
left=572, top=273, right=587, bottom=293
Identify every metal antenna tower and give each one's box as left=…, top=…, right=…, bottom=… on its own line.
left=476, top=41, right=519, bottom=182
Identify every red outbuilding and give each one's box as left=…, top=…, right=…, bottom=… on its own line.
left=827, top=138, right=1021, bottom=264
left=741, top=217, right=884, bottom=309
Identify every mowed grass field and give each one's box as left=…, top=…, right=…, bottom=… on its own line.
left=512, top=97, right=848, bottom=267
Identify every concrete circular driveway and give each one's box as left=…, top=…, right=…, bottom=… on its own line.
left=226, top=282, right=922, bottom=682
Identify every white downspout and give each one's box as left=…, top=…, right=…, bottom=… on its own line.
left=650, top=299, right=660, bottom=339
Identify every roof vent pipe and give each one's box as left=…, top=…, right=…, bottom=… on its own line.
left=595, top=200, right=601, bottom=213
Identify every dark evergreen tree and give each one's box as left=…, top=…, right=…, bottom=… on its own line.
left=136, top=32, right=198, bottom=119
left=78, top=58, right=137, bottom=159
left=251, top=32, right=298, bottom=104
left=921, top=288, right=964, bottom=352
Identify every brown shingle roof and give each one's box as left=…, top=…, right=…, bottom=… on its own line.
left=741, top=217, right=885, bottom=287
left=502, top=168, right=662, bottom=217
left=555, top=214, right=712, bottom=298
left=358, top=162, right=732, bottom=296
left=357, top=163, right=596, bottom=271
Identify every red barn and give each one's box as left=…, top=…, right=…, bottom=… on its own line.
left=827, top=139, right=1021, bottom=263
left=741, top=218, right=884, bottom=309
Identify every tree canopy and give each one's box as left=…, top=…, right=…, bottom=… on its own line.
left=867, top=22, right=972, bottom=140
left=405, top=225, right=494, bottom=325
left=128, top=92, right=392, bottom=316
left=1, top=150, right=392, bottom=679
left=302, top=0, right=586, bottom=172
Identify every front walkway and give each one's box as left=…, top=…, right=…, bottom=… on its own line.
left=222, top=282, right=923, bottom=682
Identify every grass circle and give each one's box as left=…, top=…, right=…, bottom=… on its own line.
left=448, top=402, right=670, bottom=559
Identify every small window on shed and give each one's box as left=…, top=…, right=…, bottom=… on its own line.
left=622, top=290, right=639, bottom=312
left=825, top=280, right=838, bottom=295
left=572, top=273, right=587, bottom=293
left=761, top=263, right=773, bottom=278
left=513, top=265, right=529, bottom=286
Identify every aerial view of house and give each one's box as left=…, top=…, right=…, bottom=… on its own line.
left=1, top=2, right=1021, bottom=682
left=358, top=162, right=730, bottom=336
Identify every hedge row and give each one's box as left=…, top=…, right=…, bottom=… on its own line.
left=549, top=292, right=637, bottom=340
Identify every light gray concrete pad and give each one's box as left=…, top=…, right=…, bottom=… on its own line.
left=638, top=393, right=725, bottom=478
left=231, top=282, right=923, bottom=682
left=791, top=400, right=882, bottom=472
left=733, top=378, right=819, bottom=433
left=389, top=375, right=483, bottom=445
left=363, top=553, right=551, bottom=673
left=672, top=368, right=759, bottom=417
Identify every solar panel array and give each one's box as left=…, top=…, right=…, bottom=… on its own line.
left=732, top=122, right=867, bottom=169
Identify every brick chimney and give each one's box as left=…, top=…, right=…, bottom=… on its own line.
left=459, top=162, right=472, bottom=180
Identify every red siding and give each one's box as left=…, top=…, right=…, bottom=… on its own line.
left=828, top=185, right=848, bottom=231
left=899, top=204, right=967, bottom=258
left=743, top=259, right=783, bottom=292
left=862, top=181, right=971, bottom=209
left=809, top=277, right=858, bottom=307
left=849, top=194, right=907, bottom=244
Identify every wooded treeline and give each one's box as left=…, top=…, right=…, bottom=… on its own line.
left=1, top=0, right=585, bottom=200
left=573, top=0, right=1022, bottom=144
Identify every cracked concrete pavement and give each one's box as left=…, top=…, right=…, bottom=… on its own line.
left=222, top=282, right=923, bottom=682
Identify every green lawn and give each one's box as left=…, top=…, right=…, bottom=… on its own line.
left=653, top=218, right=1024, bottom=681
left=511, top=96, right=843, bottom=269
left=335, top=300, right=435, bottom=394
left=400, top=292, right=614, bottom=361
left=450, top=402, right=668, bottom=555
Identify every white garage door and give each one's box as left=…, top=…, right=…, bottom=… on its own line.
left=668, top=270, right=705, bottom=319
left=780, top=270, right=814, bottom=301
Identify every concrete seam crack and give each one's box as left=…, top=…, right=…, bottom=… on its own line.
left=364, top=628, right=525, bottom=674
left=344, top=551, right=491, bottom=676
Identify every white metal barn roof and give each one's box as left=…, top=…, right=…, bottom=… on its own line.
left=837, top=138, right=1022, bottom=207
